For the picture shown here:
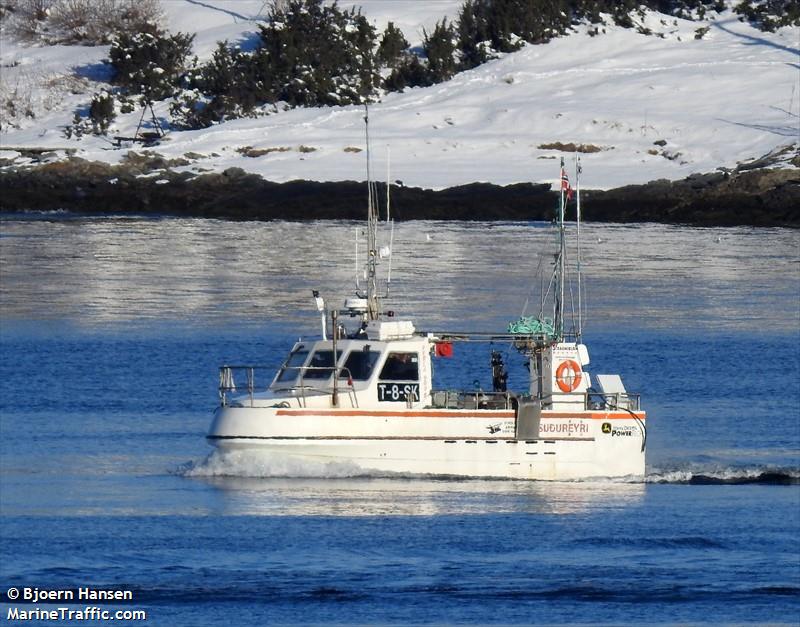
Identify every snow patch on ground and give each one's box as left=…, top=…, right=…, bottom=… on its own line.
left=1, top=1, right=797, bottom=190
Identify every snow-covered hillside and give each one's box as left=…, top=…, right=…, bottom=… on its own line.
left=1, top=0, right=797, bottom=190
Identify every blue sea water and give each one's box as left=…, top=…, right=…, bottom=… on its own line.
left=1, top=217, right=799, bottom=625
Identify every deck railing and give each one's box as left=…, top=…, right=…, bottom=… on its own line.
left=430, top=389, right=641, bottom=412
left=586, top=391, right=641, bottom=412
left=219, top=365, right=358, bottom=408
left=220, top=369, right=641, bottom=414
left=430, top=390, right=517, bottom=410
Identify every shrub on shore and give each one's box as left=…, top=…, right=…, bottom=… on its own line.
left=7, top=0, right=163, bottom=44
left=39, top=0, right=797, bottom=134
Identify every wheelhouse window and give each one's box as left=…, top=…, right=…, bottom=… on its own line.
left=303, top=350, right=341, bottom=379
left=275, top=349, right=309, bottom=383
left=339, top=349, right=381, bottom=381
left=379, top=352, right=419, bottom=381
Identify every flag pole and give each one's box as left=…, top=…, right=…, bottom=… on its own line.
left=576, top=154, right=582, bottom=343
left=557, top=158, right=566, bottom=340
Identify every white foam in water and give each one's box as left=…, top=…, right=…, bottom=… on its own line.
left=644, top=463, right=800, bottom=484
left=180, top=449, right=370, bottom=479
left=176, top=453, right=800, bottom=484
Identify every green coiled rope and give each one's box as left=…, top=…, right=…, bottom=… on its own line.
left=507, top=316, right=555, bottom=336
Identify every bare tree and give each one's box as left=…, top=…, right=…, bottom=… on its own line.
left=7, top=0, right=163, bottom=44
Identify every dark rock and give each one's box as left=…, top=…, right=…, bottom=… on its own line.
left=222, top=167, right=248, bottom=178
left=0, top=157, right=797, bottom=227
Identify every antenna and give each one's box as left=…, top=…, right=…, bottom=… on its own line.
left=365, top=104, right=373, bottom=221
left=386, top=146, right=391, bottom=222
left=387, top=220, right=395, bottom=287
left=363, top=104, right=380, bottom=320
left=354, top=225, right=360, bottom=291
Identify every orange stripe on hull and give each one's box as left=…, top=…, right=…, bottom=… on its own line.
left=545, top=412, right=647, bottom=420
left=275, top=410, right=514, bottom=418
left=275, top=409, right=645, bottom=420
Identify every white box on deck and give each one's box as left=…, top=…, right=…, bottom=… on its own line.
left=595, top=374, right=626, bottom=395
left=365, top=320, right=416, bottom=340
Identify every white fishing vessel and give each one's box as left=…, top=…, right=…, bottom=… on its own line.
left=207, top=116, right=646, bottom=480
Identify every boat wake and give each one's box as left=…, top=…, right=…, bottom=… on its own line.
left=177, top=449, right=373, bottom=479
left=177, top=451, right=799, bottom=485
left=643, top=463, right=799, bottom=485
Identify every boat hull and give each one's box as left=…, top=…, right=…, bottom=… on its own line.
left=207, top=406, right=646, bottom=480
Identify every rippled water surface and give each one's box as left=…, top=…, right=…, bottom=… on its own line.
left=2, top=217, right=798, bottom=331
left=1, top=216, right=798, bottom=625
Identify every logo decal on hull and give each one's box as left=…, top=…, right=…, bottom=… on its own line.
left=602, top=422, right=635, bottom=437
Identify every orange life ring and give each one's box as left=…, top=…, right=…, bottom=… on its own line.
left=555, top=359, right=582, bottom=393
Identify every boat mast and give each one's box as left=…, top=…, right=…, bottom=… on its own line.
left=554, top=158, right=567, bottom=341
left=364, top=105, right=380, bottom=321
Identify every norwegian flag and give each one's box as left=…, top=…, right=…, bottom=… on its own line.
left=561, top=167, right=574, bottom=201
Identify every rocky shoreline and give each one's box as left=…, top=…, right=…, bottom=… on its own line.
left=0, top=156, right=798, bottom=227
